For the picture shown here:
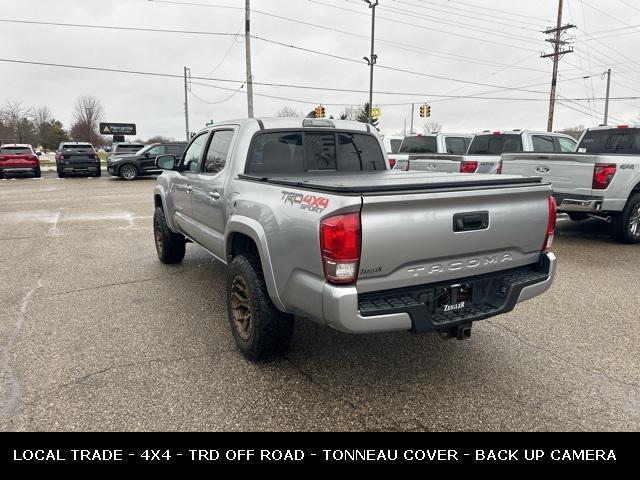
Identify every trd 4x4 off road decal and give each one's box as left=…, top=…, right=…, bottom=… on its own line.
left=281, top=191, right=329, bottom=213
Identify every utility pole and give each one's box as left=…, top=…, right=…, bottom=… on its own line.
left=603, top=68, right=612, bottom=126
left=541, top=0, right=575, bottom=132
left=363, top=0, right=378, bottom=124
left=410, top=103, right=414, bottom=134
left=245, top=0, right=254, bottom=118
left=183, top=66, right=190, bottom=141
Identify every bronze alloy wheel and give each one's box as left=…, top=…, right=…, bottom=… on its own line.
left=231, top=274, right=253, bottom=340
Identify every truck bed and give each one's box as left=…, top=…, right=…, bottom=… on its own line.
left=239, top=170, right=543, bottom=195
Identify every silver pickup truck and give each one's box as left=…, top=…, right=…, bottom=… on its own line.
left=501, top=125, right=640, bottom=243
left=152, top=118, right=557, bottom=361
left=396, top=130, right=577, bottom=175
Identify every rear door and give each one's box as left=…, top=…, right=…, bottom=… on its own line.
left=189, top=128, right=236, bottom=258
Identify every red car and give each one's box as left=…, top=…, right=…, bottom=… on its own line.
left=0, top=144, right=41, bottom=178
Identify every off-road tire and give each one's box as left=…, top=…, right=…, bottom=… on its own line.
left=153, top=206, right=186, bottom=263
left=226, top=254, right=294, bottom=362
left=612, top=194, right=640, bottom=244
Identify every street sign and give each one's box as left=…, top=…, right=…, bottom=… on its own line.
left=371, top=106, right=381, bottom=118
left=99, top=123, right=136, bottom=135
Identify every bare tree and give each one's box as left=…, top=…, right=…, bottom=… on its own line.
left=423, top=122, right=442, bottom=134
left=557, top=125, right=585, bottom=140
left=1, top=101, right=35, bottom=143
left=146, top=135, right=177, bottom=144
left=33, top=106, right=53, bottom=147
left=70, top=95, right=104, bottom=145
left=275, top=106, right=303, bottom=118
left=339, top=106, right=359, bottom=121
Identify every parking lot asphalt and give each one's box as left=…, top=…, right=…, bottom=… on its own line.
left=0, top=171, right=638, bottom=431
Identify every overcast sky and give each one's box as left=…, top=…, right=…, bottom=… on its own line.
left=1, top=0, right=639, bottom=140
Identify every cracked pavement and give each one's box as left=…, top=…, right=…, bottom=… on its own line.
left=0, top=172, right=638, bottom=431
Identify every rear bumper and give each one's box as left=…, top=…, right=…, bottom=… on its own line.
left=60, top=162, right=101, bottom=174
left=0, top=166, right=37, bottom=176
left=322, top=252, right=556, bottom=334
left=554, top=193, right=603, bottom=212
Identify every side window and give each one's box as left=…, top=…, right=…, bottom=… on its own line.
left=532, top=135, right=555, bottom=153
left=203, top=130, right=234, bottom=174
left=147, top=146, right=164, bottom=156
left=607, top=133, right=634, bottom=152
left=445, top=137, right=467, bottom=154
left=181, top=133, right=209, bottom=173
left=464, top=137, right=471, bottom=152
left=557, top=137, right=577, bottom=153
left=337, top=133, right=385, bottom=171
left=166, top=145, right=185, bottom=155
left=305, top=133, right=337, bottom=171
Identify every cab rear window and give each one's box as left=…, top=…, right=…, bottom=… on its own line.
left=399, top=136, right=437, bottom=154
left=578, top=128, right=640, bottom=154
left=0, top=147, right=31, bottom=154
left=246, top=130, right=385, bottom=174
left=467, top=134, right=523, bottom=155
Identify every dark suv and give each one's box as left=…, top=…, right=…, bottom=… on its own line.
left=107, top=143, right=187, bottom=180
left=56, top=142, right=101, bottom=177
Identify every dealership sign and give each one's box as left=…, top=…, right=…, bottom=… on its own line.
left=99, top=123, right=136, bottom=135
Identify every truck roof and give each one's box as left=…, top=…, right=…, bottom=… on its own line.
left=0, top=143, right=32, bottom=148
left=201, top=117, right=373, bottom=132
left=585, top=124, right=640, bottom=131
left=475, top=130, right=572, bottom=136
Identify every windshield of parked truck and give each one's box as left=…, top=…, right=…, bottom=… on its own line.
left=578, top=128, right=640, bottom=154
left=0, top=146, right=32, bottom=154
left=246, top=130, right=386, bottom=174
left=399, top=136, right=437, bottom=154
left=467, top=134, right=523, bottom=155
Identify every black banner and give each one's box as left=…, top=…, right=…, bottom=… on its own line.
left=99, top=123, right=136, bottom=135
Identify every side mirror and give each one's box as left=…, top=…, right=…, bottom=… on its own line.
left=144, top=152, right=150, bottom=157
left=156, top=154, right=177, bottom=170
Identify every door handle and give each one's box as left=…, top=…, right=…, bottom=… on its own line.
left=208, top=191, right=221, bottom=200
left=536, top=155, right=550, bottom=160
left=185, top=184, right=193, bottom=194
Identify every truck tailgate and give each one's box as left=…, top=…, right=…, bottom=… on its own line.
left=357, top=175, right=551, bottom=293
left=501, top=152, right=596, bottom=198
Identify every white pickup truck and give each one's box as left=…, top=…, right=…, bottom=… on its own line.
left=501, top=125, right=640, bottom=243
left=396, top=130, right=577, bottom=174
left=389, top=133, right=473, bottom=169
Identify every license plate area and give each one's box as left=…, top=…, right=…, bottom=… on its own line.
left=435, top=283, right=473, bottom=313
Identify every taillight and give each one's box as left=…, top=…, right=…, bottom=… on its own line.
left=543, top=196, right=557, bottom=253
left=388, top=157, right=396, bottom=169
left=593, top=163, right=616, bottom=190
left=460, top=160, right=478, bottom=173
left=319, top=213, right=361, bottom=284
left=496, top=160, right=503, bottom=174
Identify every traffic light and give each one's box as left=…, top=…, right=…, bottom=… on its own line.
left=315, top=105, right=326, bottom=118
left=419, top=104, right=431, bottom=118
left=371, top=106, right=381, bottom=119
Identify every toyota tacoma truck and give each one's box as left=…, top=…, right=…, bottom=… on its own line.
left=501, top=125, right=640, bottom=243
left=395, top=130, right=577, bottom=175
left=152, top=118, right=557, bottom=361
left=0, top=144, right=41, bottom=178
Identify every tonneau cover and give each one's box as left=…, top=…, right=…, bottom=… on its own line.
left=239, top=170, right=543, bottom=194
